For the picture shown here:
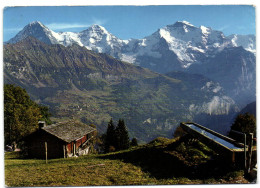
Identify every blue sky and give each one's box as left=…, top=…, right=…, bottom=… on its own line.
left=3, top=5, right=255, bottom=41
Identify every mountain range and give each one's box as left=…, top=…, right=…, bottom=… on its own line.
left=4, top=36, right=240, bottom=142
left=7, top=21, right=256, bottom=69
left=4, top=21, right=256, bottom=142
left=7, top=21, right=256, bottom=106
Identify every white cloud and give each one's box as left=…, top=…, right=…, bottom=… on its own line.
left=91, top=18, right=106, bottom=26
left=46, top=23, right=91, bottom=30
left=46, top=18, right=107, bottom=31
left=217, top=25, right=229, bottom=32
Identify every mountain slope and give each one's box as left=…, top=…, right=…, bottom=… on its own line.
left=4, top=37, right=239, bottom=142
left=238, top=101, right=256, bottom=117
left=188, top=46, right=256, bottom=106
left=227, top=34, right=256, bottom=54
left=4, top=36, right=156, bottom=86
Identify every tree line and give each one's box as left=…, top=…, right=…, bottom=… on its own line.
left=103, top=118, right=138, bottom=153
left=4, top=84, right=52, bottom=146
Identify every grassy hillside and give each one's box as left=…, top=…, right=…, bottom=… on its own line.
left=5, top=136, right=248, bottom=186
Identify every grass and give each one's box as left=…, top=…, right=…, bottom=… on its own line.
left=5, top=153, right=151, bottom=186
left=5, top=136, right=249, bottom=186
left=5, top=152, right=185, bottom=186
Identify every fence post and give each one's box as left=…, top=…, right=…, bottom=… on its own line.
left=248, top=133, right=253, bottom=173
left=63, top=145, right=66, bottom=158
left=45, top=142, right=48, bottom=164
left=230, top=130, right=247, bottom=172
left=244, top=133, right=247, bottom=171
left=73, top=142, right=76, bottom=156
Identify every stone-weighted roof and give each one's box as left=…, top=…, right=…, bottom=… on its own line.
left=42, top=120, right=96, bottom=143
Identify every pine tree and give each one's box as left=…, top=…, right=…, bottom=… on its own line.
left=104, top=118, right=116, bottom=152
left=115, top=119, right=130, bottom=150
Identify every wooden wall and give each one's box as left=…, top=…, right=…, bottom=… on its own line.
left=26, top=131, right=66, bottom=159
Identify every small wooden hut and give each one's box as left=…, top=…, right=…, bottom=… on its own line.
left=24, top=120, right=96, bottom=159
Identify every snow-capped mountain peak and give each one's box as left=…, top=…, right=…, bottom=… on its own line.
left=8, top=21, right=59, bottom=45
left=80, top=24, right=110, bottom=37
left=173, top=20, right=195, bottom=27
left=28, top=21, right=46, bottom=28
left=85, top=24, right=108, bottom=32
left=78, top=24, right=125, bottom=55
left=150, top=21, right=229, bottom=64
left=80, top=24, right=113, bottom=43
left=165, top=21, right=196, bottom=34
left=180, top=20, right=195, bottom=27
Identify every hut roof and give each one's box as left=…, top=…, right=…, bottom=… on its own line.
left=42, top=120, right=96, bottom=143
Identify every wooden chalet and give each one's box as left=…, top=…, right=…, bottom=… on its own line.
left=24, top=121, right=96, bottom=159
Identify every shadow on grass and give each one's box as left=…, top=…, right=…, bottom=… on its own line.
left=99, top=136, right=242, bottom=180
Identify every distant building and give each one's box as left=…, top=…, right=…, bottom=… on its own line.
left=24, top=120, right=96, bottom=159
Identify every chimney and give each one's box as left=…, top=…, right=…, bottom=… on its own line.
left=38, top=121, right=46, bottom=129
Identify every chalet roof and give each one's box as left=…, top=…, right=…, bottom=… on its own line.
left=42, top=120, right=96, bottom=143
